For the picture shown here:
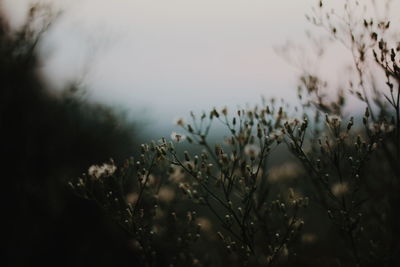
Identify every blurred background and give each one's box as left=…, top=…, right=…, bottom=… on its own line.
left=2, top=1, right=400, bottom=266
left=1, top=0, right=358, bottom=140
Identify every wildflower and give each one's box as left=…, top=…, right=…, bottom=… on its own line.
left=88, top=161, right=117, bottom=180
left=179, top=183, right=192, bottom=197
left=339, top=132, right=349, bottom=140
left=368, top=122, right=394, bottom=133
left=268, top=162, right=303, bottom=183
left=142, top=174, right=157, bottom=186
left=331, top=182, right=349, bottom=197
left=326, top=115, right=341, bottom=128
left=195, top=217, right=213, bottom=233
left=280, top=244, right=289, bottom=259
left=171, top=132, right=186, bottom=143
left=368, top=122, right=379, bottom=132
left=287, top=188, right=303, bottom=202
left=169, top=166, right=185, bottom=183
left=380, top=122, right=395, bottom=133
left=221, top=107, right=228, bottom=116
left=156, top=138, right=167, bottom=147
left=290, top=218, right=305, bottom=229
left=158, top=186, right=175, bottom=202
left=270, top=129, right=284, bottom=143
left=244, top=144, right=261, bottom=158
left=174, top=117, right=185, bottom=126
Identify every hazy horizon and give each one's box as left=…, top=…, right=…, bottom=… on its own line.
left=3, top=0, right=398, bottom=139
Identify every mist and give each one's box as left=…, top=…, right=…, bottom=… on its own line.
left=2, top=0, right=353, bottom=140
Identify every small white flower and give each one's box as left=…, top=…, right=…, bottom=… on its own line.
left=173, top=117, right=185, bottom=126
left=169, top=166, right=185, bottom=183
left=88, top=165, right=99, bottom=178
left=221, top=107, right=228, bottom=116
left=368, top=122, right=378, bottom=132
left=270, top=129, right=284, bottom=142
left=195, top=217, right=213, bottom=233
left=327, top=115, right=341, bottom=128
left=369, top=122, right=395, bottom=133
left=331, top=182, right=349, bottom=197
left=158, top=186, right=175, bottom=202
left=88, top=161, right=117, bottom=180
left=244, top=144, right=261, bottom=158
left=380, top=122, right=395, bottom=133
left=171, top=132, right=186, bottom=143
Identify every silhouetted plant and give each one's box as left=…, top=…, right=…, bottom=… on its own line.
left=1, top=4, right=142, bottom=267
left=72, top=1, right=400, bottom=266
left=4, top=0, right=400, bottom=266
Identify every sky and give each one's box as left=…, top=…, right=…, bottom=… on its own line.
left=2, top=0, right=398, bottom=138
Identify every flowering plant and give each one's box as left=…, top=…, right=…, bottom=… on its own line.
left=69, top=1, right=400, bottom=266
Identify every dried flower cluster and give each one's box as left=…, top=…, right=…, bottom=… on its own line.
left=69, top=1, right=400, bottom=266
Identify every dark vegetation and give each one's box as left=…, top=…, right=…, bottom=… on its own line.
left=3, top=1, right=400, bottom=266
left=1, top=7, right=141, bottom=267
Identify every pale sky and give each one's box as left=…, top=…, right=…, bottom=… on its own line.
left=2, top=0, right=398, bottom=138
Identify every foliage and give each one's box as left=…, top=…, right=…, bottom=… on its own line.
left=71, top=1, right=400, bottom=266
left=1, top=5, right=141, bottom=267
left=3, top=0, right=400, bottom=266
